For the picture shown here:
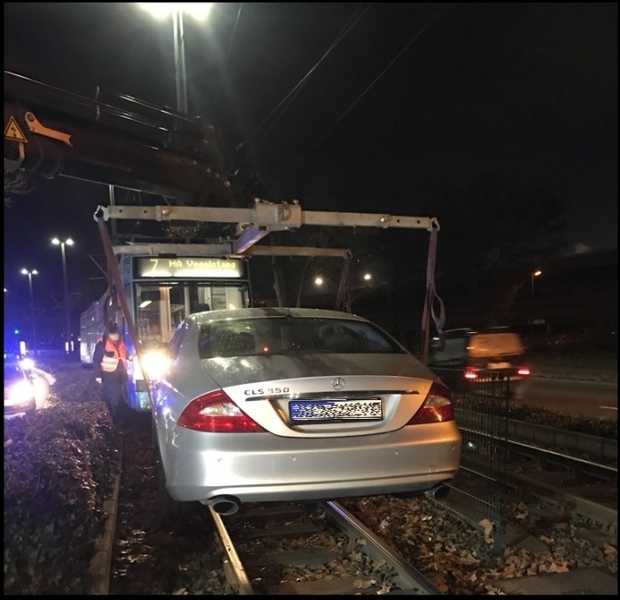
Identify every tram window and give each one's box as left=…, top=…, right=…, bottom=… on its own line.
left=170, top=286, right=185, bottom=330
left=137, top=288, right=163, bottom=344
left=189, top=285, right=246, bottom=313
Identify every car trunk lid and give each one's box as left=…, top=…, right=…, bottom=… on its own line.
left=208, top=356, right=436, bottom=438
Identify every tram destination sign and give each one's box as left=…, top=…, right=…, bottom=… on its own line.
left=136, top=257, right=243, bottom=279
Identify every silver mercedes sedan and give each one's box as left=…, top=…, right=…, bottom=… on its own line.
left=151, top=308, right=461, bottom=514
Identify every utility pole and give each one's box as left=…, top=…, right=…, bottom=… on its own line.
left=61, top=242, right=71, bottom=351
left=52, top=238, right=74, bottom=353
left=21, top=268, right=38, bottom=353
left=172, top=10, right=189, bottom=114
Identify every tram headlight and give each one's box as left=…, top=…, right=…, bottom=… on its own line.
left=140, top=350, right=171, bottom=382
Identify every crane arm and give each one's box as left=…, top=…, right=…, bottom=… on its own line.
left=4, top=70, right=234, bottom=204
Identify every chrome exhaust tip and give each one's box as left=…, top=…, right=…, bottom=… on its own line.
left=425, top=484, right=450, bottom=500
left=205, top=495, right=241, bottom=516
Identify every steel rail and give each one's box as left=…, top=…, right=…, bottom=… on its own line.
left=325, top=500, right=439, bottom=594
left=209, top=500, right=439, bottom=595
left=208, top=506, right=254, bottom=594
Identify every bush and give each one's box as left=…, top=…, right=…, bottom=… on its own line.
left=4, top=401, right=117, bottom=594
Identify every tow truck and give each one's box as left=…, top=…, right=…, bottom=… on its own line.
left=4, top=70, right=445, bottom=412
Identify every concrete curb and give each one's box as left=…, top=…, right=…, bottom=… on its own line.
left=88, top=458, right=122, bottom=594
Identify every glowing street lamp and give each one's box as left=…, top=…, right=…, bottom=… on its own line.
left=137, top=3, right=213, bottom=114
left=51, top=237, right=75, bottom=353
left=363, top=272, right=372, bottom=282
left=314, top=276, right=324, bottom=287
left=21, top=268, right=39, bottom=352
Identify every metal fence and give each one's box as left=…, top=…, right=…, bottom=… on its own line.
left=436, top=368, right=513, bottom=553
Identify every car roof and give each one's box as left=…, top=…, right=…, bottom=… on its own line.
left=443, top=328, right=476, bottom=335
left=189, top=307, right=369, bottom=324
left=443, top=326, right=518, bottom=336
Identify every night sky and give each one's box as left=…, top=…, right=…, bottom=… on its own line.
left=3, top=2, right=618, bottom=337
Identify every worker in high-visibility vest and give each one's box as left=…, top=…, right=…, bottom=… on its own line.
left=93, top=323, right=128, bottom=427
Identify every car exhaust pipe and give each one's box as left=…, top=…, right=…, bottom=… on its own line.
left=425, top=484, right=450, bottom=501
left=205, top=495, right=241, bottom=516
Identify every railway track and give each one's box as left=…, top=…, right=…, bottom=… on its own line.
left=208, top=499, right=439, bottom=595
left=433, top=424, right=618, bottom=543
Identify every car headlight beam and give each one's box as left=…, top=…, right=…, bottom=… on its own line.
left=140, top=350, right=172, bottom=382
left=6, top=380, right=35, bottom=407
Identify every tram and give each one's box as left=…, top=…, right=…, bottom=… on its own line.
left=80, top=252, right=251, bottom=410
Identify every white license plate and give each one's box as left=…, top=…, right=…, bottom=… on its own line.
left=289, top=398, right=383, bottom=423
left=487, top=362, right=511, bottom=369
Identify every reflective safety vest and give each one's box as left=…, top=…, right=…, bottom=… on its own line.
left=100, top=338, right=128, bottom=373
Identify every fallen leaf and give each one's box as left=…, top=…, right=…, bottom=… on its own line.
left=479, top=519, right=495, bottom=545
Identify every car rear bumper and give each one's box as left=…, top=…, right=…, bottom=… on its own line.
left=178, top=470, right=458, bottom=503
left=163, top=422, right=461, bottom=502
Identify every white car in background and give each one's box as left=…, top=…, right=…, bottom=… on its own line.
left=3, top=358, right=55, bottom=417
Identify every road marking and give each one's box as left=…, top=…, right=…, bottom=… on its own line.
left=599, top=406, right=618, bottom=411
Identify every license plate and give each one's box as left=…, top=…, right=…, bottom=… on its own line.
left=488, top=362, right=511, bottom=369
left=289, top=398, right=383, bottom=423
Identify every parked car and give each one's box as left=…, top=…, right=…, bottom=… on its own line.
left=150, top=308, right=461, bottom=516
left=3, top=358, right=55, bottom=418
left=428, top=327, right=531, bottom=393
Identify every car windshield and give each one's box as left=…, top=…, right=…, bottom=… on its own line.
left=198, top=317, right=404, bottom=359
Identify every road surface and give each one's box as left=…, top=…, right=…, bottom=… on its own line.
left=515, top=376, right=617, bottom=420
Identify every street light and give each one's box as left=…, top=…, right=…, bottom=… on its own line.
left=137, top=3, right=213, bottom=114
left=363, top=273, right=373, bottom=282
left=21, top=268, right=39, bottom=353
left=531, top=269, right=542, bottom=297
left=51, top=237, right=74, bottom=353
left=314, top=276, right=324, bottom=287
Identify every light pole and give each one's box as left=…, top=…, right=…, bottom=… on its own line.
left=52, top=237, right=74, bottom=353
left=20, top=268, right=39, bottom=353
left=531, top=269, right=542, bottom=297
left=137, top=3, right=213, bottom=114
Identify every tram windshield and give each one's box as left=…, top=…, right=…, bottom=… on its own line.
left=136, top=283, right=249, bottom=344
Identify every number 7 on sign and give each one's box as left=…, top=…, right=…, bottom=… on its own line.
left=149, top=258, right=159, bottom=275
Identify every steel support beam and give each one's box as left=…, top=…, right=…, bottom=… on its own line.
left=245, top=246, right=351, bottom=258
left=112, top=243, right=233, bottom=256
left=99, top=200, right=439, bottom=255
left=99, top=201, right=439, bottom=232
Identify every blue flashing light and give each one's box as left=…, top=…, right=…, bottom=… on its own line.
left=14, top=329, right=20, bottom=335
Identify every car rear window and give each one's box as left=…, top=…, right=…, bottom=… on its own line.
left=468, top=333, right=524, bottom=358
left=198, top=317, right=405, bottom=359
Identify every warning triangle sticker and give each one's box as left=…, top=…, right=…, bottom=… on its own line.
left=4, top=116, right=28, bottom=143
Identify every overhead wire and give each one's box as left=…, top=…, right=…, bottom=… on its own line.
left=235, top=3, right=371, bottom=153
left=314, top=7, right=448, bottom=150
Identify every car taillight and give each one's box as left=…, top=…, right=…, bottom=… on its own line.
left=517, top=366, right=531, bottom=376
left=177, top=389, right=264, bottom=433
left=407, top=382, right=454, bottom=425
left=464, top=368, right=479, bottom=380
